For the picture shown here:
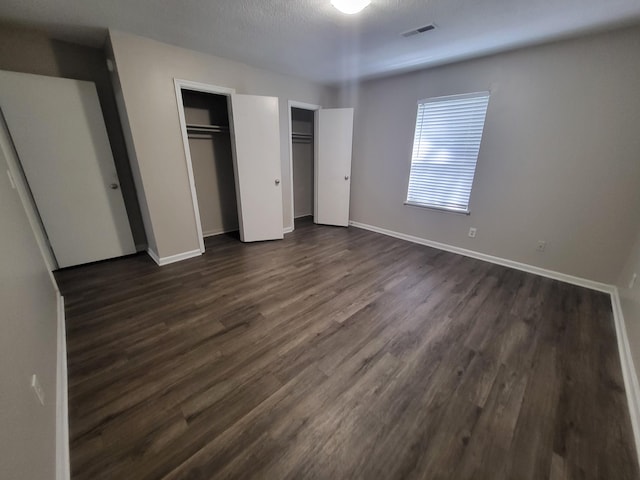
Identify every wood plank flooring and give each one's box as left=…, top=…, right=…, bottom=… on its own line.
left=55, top=219, right=639, bottom=479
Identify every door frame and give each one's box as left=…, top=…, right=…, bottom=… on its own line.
left=174, top=79, right=236, bottom=253
left=287, top=100, right=321, bottom=233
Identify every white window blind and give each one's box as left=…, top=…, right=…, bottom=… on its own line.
left=406, top=91, right=490, bottom=214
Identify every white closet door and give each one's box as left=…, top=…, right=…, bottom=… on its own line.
left=230, top=94, right=284, bottom=242
left=315, top=108, right=354, bottom=227
left=0, top=70, right=135, bottom=268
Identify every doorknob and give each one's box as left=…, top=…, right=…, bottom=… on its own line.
left=110, top=183, right=119, bottom=190
left=275, top=179, right=280, bottom=185
left=344, top=175, right=350, bottom=180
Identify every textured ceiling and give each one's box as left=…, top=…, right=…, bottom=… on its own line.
left=1, top=0, right=640, bottom=84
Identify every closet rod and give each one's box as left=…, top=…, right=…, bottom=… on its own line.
left=292, top=132, right=313, bottom=142
left=188, top=133, right=225, bottom=139
left=186, top=123, right=230, bottom=134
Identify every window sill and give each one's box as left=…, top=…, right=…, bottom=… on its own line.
left=404, top=202, right=470, bottom=216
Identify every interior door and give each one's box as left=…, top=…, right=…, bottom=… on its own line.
left=0, top=70, right=135, bottom=268
left=230, top=94, right=284, bottom=242
left=315, top=108, right=354, bottom=226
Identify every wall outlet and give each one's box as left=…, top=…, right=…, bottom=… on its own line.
left=31, top=374, right=45, bottom=406
left=468, top=227, right=477, bottom=238
left=536, top=240, right=546, bottom=252
left=630, top=273, right=637, bottom=289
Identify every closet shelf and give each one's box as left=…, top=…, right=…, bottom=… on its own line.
left=292, top=132, right=313, bottom=144
left=186, top=123, right=230, bottom=134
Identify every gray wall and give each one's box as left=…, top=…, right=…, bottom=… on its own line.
left=0, top=125, right=59, bottom=478
left=342, top=26, right=640, bottom=284
left=0, top=23, right=147, bottom=249
left=109, top=30, right=337, bottom=258
left=292, top=142, right=314, bottom=218
left=189, top=136, right=239, bottom=236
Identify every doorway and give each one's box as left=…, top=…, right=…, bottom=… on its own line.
left=175, top=81, right=237, bottom=252
left=288, top=101, right=320, bottom=231
left=0, top=70, right=136, bottom=269
left=180, top=89, right=239, bottom=245
left=176, top=80, right=285, bottom=248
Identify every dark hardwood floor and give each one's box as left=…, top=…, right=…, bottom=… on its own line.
left=55, top=219, right=639, bottom=480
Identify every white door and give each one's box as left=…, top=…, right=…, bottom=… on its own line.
left=0, top=70, right=135, bottom=268
left=315, top=108, right=354, bottom=227
left=230, top=94, right=284, bottom=242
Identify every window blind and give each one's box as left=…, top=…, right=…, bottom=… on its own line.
left=406, top=91, right=490, bottom=214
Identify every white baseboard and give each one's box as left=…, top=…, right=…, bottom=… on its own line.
left=610, top=289, right=640, bottom=462
left=56, top=294, right=70, bottom=480
left=349, top=219, right=640, bottom=462
left=147, top=248, right=201, bottom=266
left=203, top=228, right=238, bottom=238
left=147, top=248, right=161, bottom=266
left=348, top=221, right=613, bottom=294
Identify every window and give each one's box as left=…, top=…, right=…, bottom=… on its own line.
left=406, top=91, right=490, bottom=214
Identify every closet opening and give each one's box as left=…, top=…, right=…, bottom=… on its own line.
left=177, top=83, right=240, bottom=252
left=289, top=102, right=320, bottom=230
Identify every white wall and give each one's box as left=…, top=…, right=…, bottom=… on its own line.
left=0, top=123, right=59, bottom=478
left=342, top=26, right=640, bottom=284
left=108, top=31, right=337, bottom=259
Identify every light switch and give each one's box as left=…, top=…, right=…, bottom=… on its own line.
left=31, top=374, right=45, bottom=406
left=6, top=169, right=16, bottom=189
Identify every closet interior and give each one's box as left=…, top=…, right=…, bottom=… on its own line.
left=291, top=107, right=315, bottom=224
left=182, top=90, right=239, bottom=241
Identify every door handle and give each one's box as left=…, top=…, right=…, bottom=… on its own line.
left=110, top=183, right=119, bottom=190
left=275, top=179, right=280, bottom=185
left=344, top=175, right=349, bottom=180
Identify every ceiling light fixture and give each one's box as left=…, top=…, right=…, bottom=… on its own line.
left=331, top=0, right=371, bottom=15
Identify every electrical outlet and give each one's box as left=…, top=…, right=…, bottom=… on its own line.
left=630, top=273, right=637, bottom=289
left=31, top=374, right=45, bottom=406
left=468, top=227, right=477, bottom=238
left=536, top=240, right=546, bottom=252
